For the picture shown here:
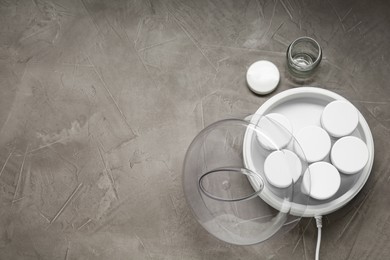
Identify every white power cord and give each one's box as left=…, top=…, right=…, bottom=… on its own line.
left=314, top=216, right=323, bottom=260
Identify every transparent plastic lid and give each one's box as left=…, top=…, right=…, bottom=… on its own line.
left=183, top=116, right=311, bottom=245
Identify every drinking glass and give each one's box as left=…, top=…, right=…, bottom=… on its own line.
left=287, top=37, right=322, bottom=77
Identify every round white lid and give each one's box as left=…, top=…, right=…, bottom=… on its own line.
left=246, top=60, right=280, bottom=95
left=302, top=161, right=341, bottom=200
left=321, top=100, right=359, bottom=138
left=264, top=149, right=302, bottom=188
left=294, top=125, right=331, bottom=163
left=331, top=136, right=369, bottom=174
left=256, top=113, right=293, bottom=150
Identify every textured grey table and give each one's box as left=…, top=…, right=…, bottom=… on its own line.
left=0, top=0, right=389, bottom=259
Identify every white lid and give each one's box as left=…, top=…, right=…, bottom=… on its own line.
left=256, top=113, right=293, bottom=150
left=264, top=149, right=302, bottom=188
left=302, top=161, right=341, bottom=200
left=246, top=60, right=280, bottom=95
left=294, top=125, right=331, bottom=163
left=331, top=136, right=369, bottom=174
left=321, top=100, right=359, bottom=138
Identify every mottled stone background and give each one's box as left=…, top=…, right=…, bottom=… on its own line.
left=0, top=0, right=389, bottom=259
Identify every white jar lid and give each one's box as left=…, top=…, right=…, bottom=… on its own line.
left=264, top=149, right=302, bottom=188
left=294, top=125, right=331, bottom=163
left=321, top=100, right=359, bottom=138
left=246, top=60, right=280, bottom=95
left=302, top=161, right=341, bottom=200
left=257, top=113, right=293, bottom=150
left=331, top=136, right=369, bottom=174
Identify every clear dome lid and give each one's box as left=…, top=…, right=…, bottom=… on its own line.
left=183, top=116, right=311, bottom=245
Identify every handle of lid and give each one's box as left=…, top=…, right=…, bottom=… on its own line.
left=198, top=167, right=264, bottom=202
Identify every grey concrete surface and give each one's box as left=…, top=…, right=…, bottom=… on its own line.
left=0, top=0, right=389, bottom=259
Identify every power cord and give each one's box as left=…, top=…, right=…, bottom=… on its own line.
left=314, top=216, right=323, bottom=260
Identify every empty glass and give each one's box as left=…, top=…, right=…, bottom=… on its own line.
left=287, top=37, right=322, bottom=77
